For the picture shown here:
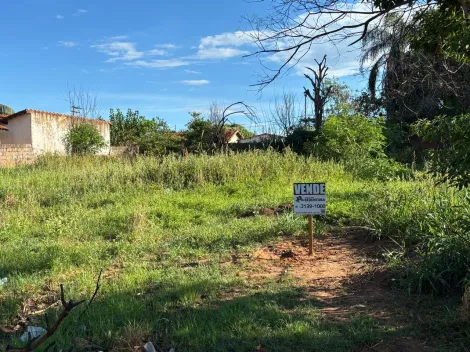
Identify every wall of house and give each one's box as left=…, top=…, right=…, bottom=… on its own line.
left=0, top=144, right=35, bottom=166
left=0, top=113, right=32, bottom=145
left=30, top=111, right=111, bottom=155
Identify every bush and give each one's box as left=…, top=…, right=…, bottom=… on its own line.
left=364, top=185, right=470, bottom=294
left=64, top=123, right=106, bottom=155
left=314, top=114, right=386, bottom=161
left=284, top=127, right=317, bottom=154
left=414, top=114, right=470, bottom=188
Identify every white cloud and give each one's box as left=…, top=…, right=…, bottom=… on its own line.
left=56, top=15, right=64, bottom=20
left=195, top=47, right=249, bottom=60
left=58, top=41, right=77, bottom=47
left=184, top=69, right=201, bottom=74
left=107, top=35, right=129, bottom=41
left=81, top=69, right=90, bottom=74
left=147, top=48, right=167, bottom=56
left=181, top=80, right=210, bottom=86
left=155, top=44, right=178, bottom=49
left=92, top=42, right=143, bottom=62
left=195, top=30, right=256, bottom=60
left=74, top=9, right=87, bottom=16
left=127, top=59, right=191, bottom=68
left=199, top=31, right=254, bottom=48
left=92, top=41, right=168, bottom=63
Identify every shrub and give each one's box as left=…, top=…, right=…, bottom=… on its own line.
left=364, top=186, right=470, bottom=294
left=414, top=114, right=470, bottom=188
left=284, top=127, right=317, bottom=154
left=314, top=114, right=386, bottom=161
left=64, top=122, right=106, bottom=155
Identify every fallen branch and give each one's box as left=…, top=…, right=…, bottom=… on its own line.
left=6, top=272, right=102, bottom=352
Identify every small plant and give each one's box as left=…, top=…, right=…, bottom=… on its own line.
left=64, top=122, right=106, bottom=155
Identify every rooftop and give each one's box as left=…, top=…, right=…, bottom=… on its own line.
left=6, top=109, right=112, bottom=125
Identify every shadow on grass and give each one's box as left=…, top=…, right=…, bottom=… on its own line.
left=31, top=285, right=402, bottom=352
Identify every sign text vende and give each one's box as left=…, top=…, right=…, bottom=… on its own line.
left=293, top=183, right=326, bottom=215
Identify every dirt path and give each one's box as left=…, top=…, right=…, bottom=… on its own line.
left=240, top=227, right=436, bottom=351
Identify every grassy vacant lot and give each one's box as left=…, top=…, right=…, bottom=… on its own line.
left=0, top=151, right=469, bottom=351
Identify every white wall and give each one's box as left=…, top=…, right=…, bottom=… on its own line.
left=0, top=113, right=33, bottom=145
left=30, top=111, right=111, bottom=155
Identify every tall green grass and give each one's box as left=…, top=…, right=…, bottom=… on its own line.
left=0, top=150, right=468, bottom=350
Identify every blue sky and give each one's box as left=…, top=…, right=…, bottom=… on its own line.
left=1, top=0, right=368, bottom=132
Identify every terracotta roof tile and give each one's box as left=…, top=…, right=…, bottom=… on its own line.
left=0, top=124, right=9, bottom=131
left=224, top=129, right=241, bottom=142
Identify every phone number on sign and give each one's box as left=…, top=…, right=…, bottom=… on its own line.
left=299, top=204, right=326, bottom=209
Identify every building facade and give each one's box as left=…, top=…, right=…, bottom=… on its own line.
left=0, top=109, right=111, bottom=155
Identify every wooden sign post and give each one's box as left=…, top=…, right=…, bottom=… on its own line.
left=293, top=183, right=327, bottom=256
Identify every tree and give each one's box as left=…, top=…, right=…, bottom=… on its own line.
left=246, top=0, right=468, bottom=89
left=64, top=85, right=101, bottom=119
left=110, top=108, right=179, bottom=155
left=303, top=56, right=333, bottom=131
left=353, top=92, right=386, bottom=118
left=414, top=114, right=470, bottom=188
left=360, top=10, right=470, bottom=123
left=185, top=112, right=215, bottom=153
left=208, top=102, right=257, bottom=149
left=63, top=123, right=106, bottom=155
left=271, top=92, right=300, bottom=136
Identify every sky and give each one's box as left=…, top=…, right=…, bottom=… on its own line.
left=0, top=0, right=369, bottom=132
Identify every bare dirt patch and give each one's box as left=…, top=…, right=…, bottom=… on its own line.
left=239, top=227, right=439, bottom=350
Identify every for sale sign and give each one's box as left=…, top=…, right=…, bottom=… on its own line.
left=293, top=183, right=326, bottom=215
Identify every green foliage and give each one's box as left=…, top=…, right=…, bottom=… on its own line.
left=410, top=8, right=470, bottom=64
left=110, top=108, right=180, bottom=155
left=63, top=122, right=106, bottom=155
left=309, top=114, right=413, bottom=181
left=185, top=112, right=215, bottom=152
left=324, top=78, right=355, bottom=117
left=364, top=186, right=470, bottom=294
left=226, top=123, right=255, bottom=138
left=0, top=151, right=467, bottom=350
left=314, top=114, right=386, bottom=161
left=414, top=114, right=470, bottom=188
left=284, top=127, right=317, bottom=154
left=0, top=104, right=14, bottom=115
left=353, top=92, right=386, bottom=119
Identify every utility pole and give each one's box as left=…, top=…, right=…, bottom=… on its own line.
left=71, top=106, right=81, bottom=117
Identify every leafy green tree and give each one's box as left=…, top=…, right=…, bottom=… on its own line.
left=109, top=108, right=179, bottom=155
left=64, top=123, right=106, bottom=155
left=185, top=112, right=215, bottom=153
left=414, top=114, right=470, bottom=188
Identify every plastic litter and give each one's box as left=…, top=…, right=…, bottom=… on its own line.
left=143, top=342, right=157, bottom=352
left=20, top=326, right=47, bottom=343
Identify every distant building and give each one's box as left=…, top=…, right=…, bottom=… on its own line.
left=0, top=109, right=111, bottom=155
left=224, top=129, right=243, bottom=144
left=238, top=133, right=283, bottom=144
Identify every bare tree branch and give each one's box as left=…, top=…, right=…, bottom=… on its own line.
left=6, top=273, right=103, bottom=352
left=245, top=0, right=442, bottom=89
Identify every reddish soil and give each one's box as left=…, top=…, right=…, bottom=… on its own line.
left=239, top=227, right=434, bottom=351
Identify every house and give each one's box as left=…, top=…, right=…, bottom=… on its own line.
left=0, top=108, right=111, bottom=155
left=238, top=133, right=283, bottom=144
left=224, top=129, right=243, bottom=144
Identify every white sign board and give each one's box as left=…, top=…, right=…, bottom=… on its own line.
left=293, top=183, right=326, bottom=215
